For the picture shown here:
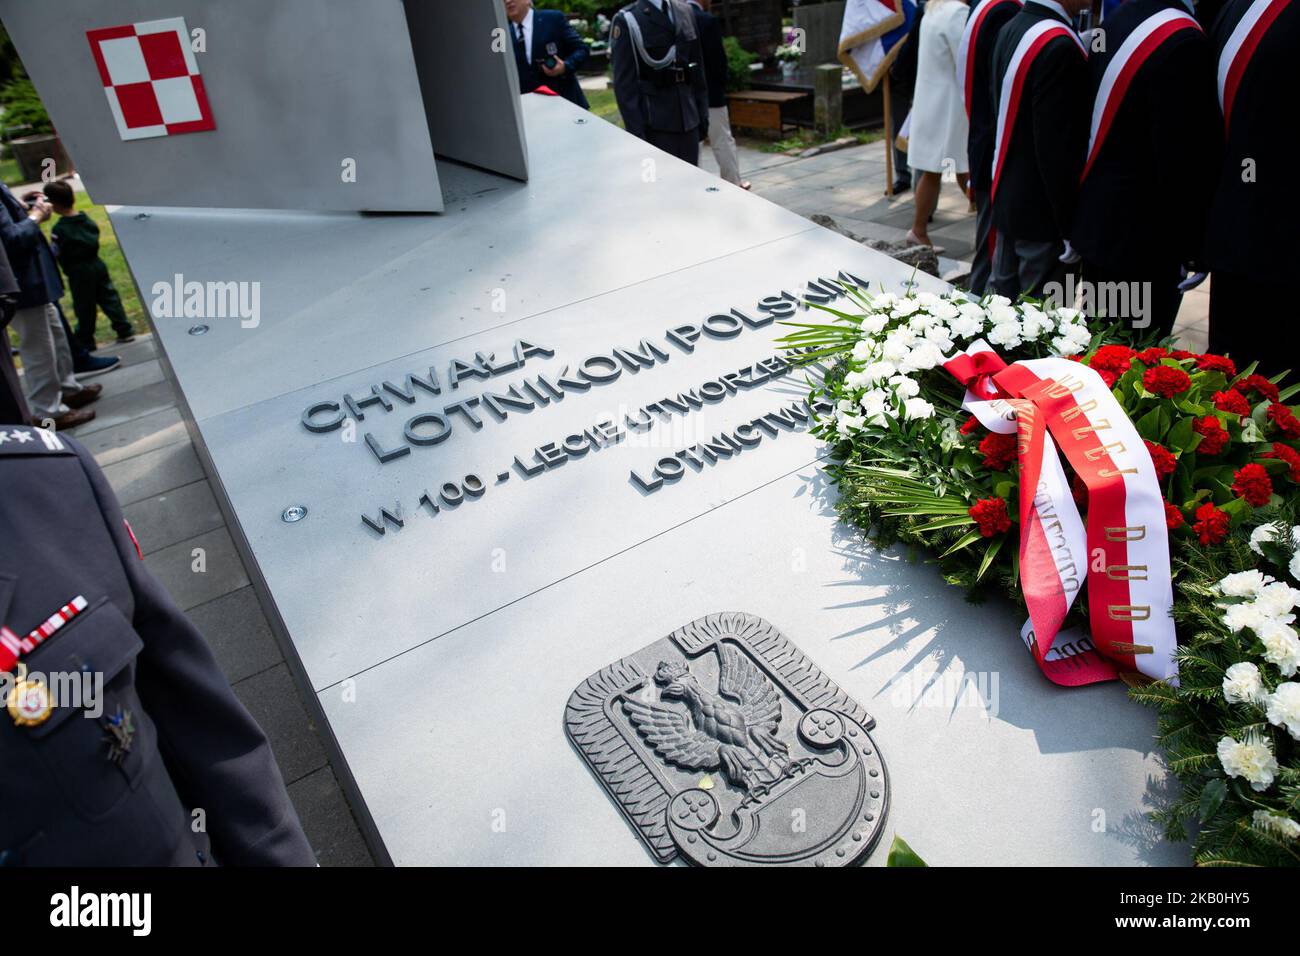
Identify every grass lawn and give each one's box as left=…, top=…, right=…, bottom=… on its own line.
left=586, top=86, right=623, bottom=129
left=6, top=187, right=146, bottom=354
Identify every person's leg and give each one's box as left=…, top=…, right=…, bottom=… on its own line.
left=1207, top=271, right=1292, bottom=372
left=889, top=83, right=912, bottom=190
left=967, top=189, right=995, bottom=296
left=68, top=272, right=99, bottom=350
left=1015, top=239, right=1066, bottom=299
left=95, top=263, right=134, bottom=339
left=707, top=105, right=744, bottom=186
left=648, top=129, right=699, bottom=166
left=909, top=171, right=941, bottom=245
left=10, top=303, right=70, bottom=420
left=990, top=232, right=1022, bottom=299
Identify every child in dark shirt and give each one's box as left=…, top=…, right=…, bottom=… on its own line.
left=44, top=179, right=134, bottom=348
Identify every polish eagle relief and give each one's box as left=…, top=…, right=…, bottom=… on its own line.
left=565, top=613, right=889, bottom=867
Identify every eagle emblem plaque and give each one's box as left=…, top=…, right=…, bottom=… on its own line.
left=565, top=612, right=888, bottom=866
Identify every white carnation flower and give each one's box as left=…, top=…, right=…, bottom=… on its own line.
left=1051, top=335, right=1085, bottom=357
left=836, top=412, right=865, bottom=436
left=987, top=295, right=1012, bottom=308
left=1266, top=682, right=1300, bottom=740
left=988, top=304, right=1018, bottom=326
left=1223, top=662, right=1267, bottom=705
left=908, top=312, right=938, bottom=332
left=835, top=399, right=856, bottom=416
left=861, top=314, right=888, bottom=336
left=888, top=375, right=920, bottom=399
left=931, top=301, right=960, bottom=321
left=864, top=360, right=897, bottom=384
left=1252, top=811, right=1300, bottom=840
left=1292, top=553, right=1300, bottom=583
left=1255, top=582, right=1300, bottom=621
left=1259, top=620, right=1300, bottom=677
left=893, top=298, right=920, bottom=317
left=915, top=292, right=942, bottom=309
left=949, top=313, right=983, bottom=339
left=900, top=342, right=943, bottom=374
left=881, top=339, right=911, bottom=364
left=1222, top=602, right=1268, bottom=634
left=850, top=340, right=876, bottom=362
left=873, top=292, right=898, bottom=310
left=1217, top=733, right=1279, bottom=791
left=1218, top=570, right=1273, bottom=599
left=1020, top=306, right=1054, bottom=340
left=842, top=370, right=871, bottom=391
left=1064, top=322, right=1092, bottom=345
left=902, top=396, right=935, bottom=420
left=987, top=321, right=1023, bottom=349
left=859, top=389, right=890, bottom=423
left=1053, top=306, right=1082, bottom=322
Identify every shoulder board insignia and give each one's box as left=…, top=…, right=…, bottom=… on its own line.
left=566, top=612, right=889, bottom=866
left=0, top=427, right=72, bottom=455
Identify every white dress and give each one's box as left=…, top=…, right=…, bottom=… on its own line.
left=906, top=0, right=971, bottom=175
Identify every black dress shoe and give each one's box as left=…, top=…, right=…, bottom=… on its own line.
left=891, top=177, right=912, bottom=194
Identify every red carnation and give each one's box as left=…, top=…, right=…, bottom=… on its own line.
left=1212, top=389, right=1251, bottom=417
left=1170, top=349, right=1197, bottom=361
left=1193, top=415, right=1229, bottom=455
left=1136, top=347, right=1169, bottom=366
left=1192, top=502, right=1230, bottom=545
left=1232, top=463, right=1274, bottom=507
left=1165, top=503, right=1184, bottom=530
left=1089, top=345, right=1137, bottom=377
left=1263, top=442, right=1300, bottom=482
left=1233, top=374, right=1280, bottom=402
left=979, top=431, right=1018, bottom=471
left=1196, top=354, right=1237, bottom=376
left=1143, top=365, right=1192, bottom=398
left=960, top=415, right=981, bottom=436
left=1267, top=403, right=1300, bottom=439
left=1145, top=440, right=1177, bottom=480
left=969, top=497, right=1012, bottom=538
left=1096, top=368, right=1120, bottom=389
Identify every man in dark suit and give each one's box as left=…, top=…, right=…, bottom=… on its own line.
left=505, top=0, right=592, bottom=109
left=0, top=429, right=317, bottom=865
left=1205, top=0, right=1297, bottom=369
left=0, top=240, right=28, bottom=426
left=611, top=0, right=711, bottom=165
left=960, top=0, right=1022, bottom=294
left=988, top=0, right=1091, bottom=299
left=1072, top=0, right=1220, bottom=338
left=0, top=184, right=98, bottom=430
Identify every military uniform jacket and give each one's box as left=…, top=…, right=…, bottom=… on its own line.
left=611, top=0, right=711, bottom=139
left=0, top=430, right=315, bottom=866
left=1204, top=0, right=1299, bottom=278
left=989, top=3, right=1090, bottom=241
left=1072, top=0, right=1221, bottom=273
left=964, top=0, right=1023, bottom=193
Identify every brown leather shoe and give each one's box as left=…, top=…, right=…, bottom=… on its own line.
left=63, top=384, right=103, bottom=409
left=34, top=407, right=96, bottom=431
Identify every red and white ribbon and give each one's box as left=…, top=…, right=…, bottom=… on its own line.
left=1083, top=8, right=1201, bottom=181
left=1218, top=0, right=1291, bottom=132
left=957, top=0, right=1023, bottom=117
left=0, top=595, right=89, bottom=673
left=948, top=344, right=1177, bottom=686
left=991, top=19, right=1086, bottom=199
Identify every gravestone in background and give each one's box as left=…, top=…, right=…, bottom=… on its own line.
left=794, top=1, right=849, bottom=65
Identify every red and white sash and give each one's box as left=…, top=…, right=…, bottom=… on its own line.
left=990, top=19, right=1087, bottom=198
left=1218, top=0, right=1291, bottom=132
left=946, top=343, right=1178, bottom=686
left=957, top=0, right=1023, bottom=117
left=1082, top=9, right=1202, bottom=181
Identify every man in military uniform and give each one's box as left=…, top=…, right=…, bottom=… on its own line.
left=0, top=429, right=316, bottom=865
left=611, top=0, right=710, bottom=165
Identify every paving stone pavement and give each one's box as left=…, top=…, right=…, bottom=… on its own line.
left=54, top=141, right=1207, bottom=868
left=66, top=334, right=375, bottom=867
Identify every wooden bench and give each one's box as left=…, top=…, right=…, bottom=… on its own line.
left=726, top=90, right=808, bottom=136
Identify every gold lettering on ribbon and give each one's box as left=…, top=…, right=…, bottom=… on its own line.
left=1105, top=526, right=1146, bottom=541
left=1043, top=375, right=1085, bottom=398
left=1098, top=467, right=1138, bottom=478
left=1084, top=441, right=1126, bottom=462
left=1106, top=564, right=1149, bottom=581
left=1071, top=419, right=1111, bottom=440
left=1059, top=399, right=1099, bottom=423
left=1108, top=605, right=1151, bottom=622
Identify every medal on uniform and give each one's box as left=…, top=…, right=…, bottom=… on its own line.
left=7, top=663, right=53, bottom=727
left=2, top=594, right=89, bottom=728
left=101, top=708, right=135, bottom=764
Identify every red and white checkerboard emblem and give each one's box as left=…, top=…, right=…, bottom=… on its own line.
left=87, top=17, right=215, bottom=141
